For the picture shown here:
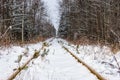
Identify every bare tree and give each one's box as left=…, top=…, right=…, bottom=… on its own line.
left=59, top=0, right=120, bottom=47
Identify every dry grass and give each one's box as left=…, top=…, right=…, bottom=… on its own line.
left=0, top=36, right=48, bottom=47
left=65, top=37, right=120, bottom=54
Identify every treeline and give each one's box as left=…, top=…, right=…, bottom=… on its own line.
left=0, top=0, right=55, bottom=45
left=58, top=0, right=120, bottom=47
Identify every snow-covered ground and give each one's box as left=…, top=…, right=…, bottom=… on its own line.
left=60, top=39, right=120, bottom=80
left=0, top=38, right=120, bottom=80
left=0, top=42, right=42, bottom=80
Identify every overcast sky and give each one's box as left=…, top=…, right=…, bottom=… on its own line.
left=42, top=0, right=62, bottom=33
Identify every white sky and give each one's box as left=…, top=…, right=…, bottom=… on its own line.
left=42, top=0, right=62, bottom=33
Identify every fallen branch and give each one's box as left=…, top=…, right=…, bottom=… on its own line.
left=113, top=56, right=120, bottom=70
left=0, top=26, right=11, bottom=39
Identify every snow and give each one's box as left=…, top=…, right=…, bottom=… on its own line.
left=0, top=42, right=42, bottom=80
left=0, top=38, right=120, bottom=80
left=60, top=39, right=120, bottom=80
left=14, top=39, right=98, bottom=80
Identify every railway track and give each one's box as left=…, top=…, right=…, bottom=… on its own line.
left=7, top=42, right=50, bottom=80
left=7, top=39, right=106, bottom=80
left=61, top=45, right=107, bottom=80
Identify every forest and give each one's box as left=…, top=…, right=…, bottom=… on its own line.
left=0, top=0, right=55, bottom=45
left=0, top=0, right=120, bottom=50
left=59, top=0, right=120, bottom=49
left=0, top=0, right=120, bottom=80
left=0, top=0, right=119, bottom=45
